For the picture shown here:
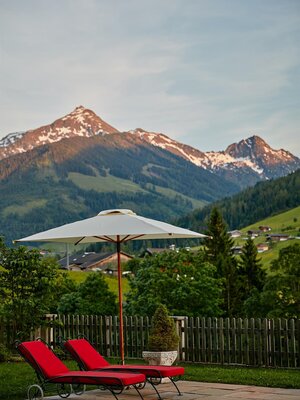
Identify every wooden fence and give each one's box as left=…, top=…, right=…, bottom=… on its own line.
left=1, top=315, right=299, bottom=368
left=180, top=317, right=300, bottom=368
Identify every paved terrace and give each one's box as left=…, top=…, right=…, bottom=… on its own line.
left=43, top=381, right=300, bottom=400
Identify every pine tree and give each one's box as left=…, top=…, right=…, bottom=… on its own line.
left=204, top=207, right=241, bottom=317
left=204, top=207, right=235, bottom=276
left=240, top=236, right=265, bottom=295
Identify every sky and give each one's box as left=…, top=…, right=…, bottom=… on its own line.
left=0, top=0, right=300, bottom=155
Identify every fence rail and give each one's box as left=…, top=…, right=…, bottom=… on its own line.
left=1, top=315, right=299, bottom=368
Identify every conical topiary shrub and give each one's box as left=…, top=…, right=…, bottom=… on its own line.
left=148, top=304, right=179, bottom=352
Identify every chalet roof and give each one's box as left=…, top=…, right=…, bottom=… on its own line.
left=58, top=251, right=132, bottom=269
left=59, top=252, right=105, bottom=268
left=140, top=248, right=170, bottom=257
left=267, top=234, right=289, bottom=238
left=231, top=245, right=243, bottom=254
left=228, top=230, right=242, bottom=237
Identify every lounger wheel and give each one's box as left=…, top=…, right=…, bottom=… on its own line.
left=135, top=382, right=146, bottom=389
left=56, top=383, right=72, bottom=398
left=149, top=376, right=162, bottom=385
left=27, top=384, right=44, bottom=400
left=71, top=383, right=86, bottom=395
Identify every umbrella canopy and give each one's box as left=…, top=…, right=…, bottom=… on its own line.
left=16, top=209, right=206, bottom=244
left=15, top=209, right=207, bottom=363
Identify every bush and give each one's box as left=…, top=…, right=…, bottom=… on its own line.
left=148, top=304, right=179, bottom=351
left=0, top=343, right=11, bottom=362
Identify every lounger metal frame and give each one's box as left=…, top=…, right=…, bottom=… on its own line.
left=15, top=338, right=145, bottom=400
left=60, top=335, right=183, bottom=399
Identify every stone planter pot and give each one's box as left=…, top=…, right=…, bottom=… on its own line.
left=142, top=351, right=178, bottom=383
left=142, top=350, right=178, bottom=366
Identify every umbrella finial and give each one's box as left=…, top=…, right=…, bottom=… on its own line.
left=98, top=209, right=136, bottom=216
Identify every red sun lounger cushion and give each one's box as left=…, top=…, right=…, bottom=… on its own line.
left=65, top=338, right=184, bottom=378
left=65, top=338, right=110, bottom=370
left=46, top=370, right=146, bottom=386
left=18, top=341, right=145, bottom=387
left=19, top=341, right=69, bottom=379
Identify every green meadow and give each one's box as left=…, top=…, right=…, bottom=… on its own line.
left=234, top=206, right=300, bottom=268
left=69, top=271, right=130, bottom=296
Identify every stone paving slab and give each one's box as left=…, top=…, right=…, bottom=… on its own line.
left=41, top=381, right=300, bottom=400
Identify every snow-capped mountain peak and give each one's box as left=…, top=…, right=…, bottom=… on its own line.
left=129, top=128, right=300, bottom=183
left=129, top=128, right=208, bottom=168
left=0, top=106, right=119, bottom=160
left=0, top=131, right=26, bottom=148
left=225, top=135, right=297, bottom=167
left=129, top=128, right=266, bottom=172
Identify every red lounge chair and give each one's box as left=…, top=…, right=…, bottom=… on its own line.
left=63, top=337, right=185, bottom=399
left=16, top=339, right=146, bottom=400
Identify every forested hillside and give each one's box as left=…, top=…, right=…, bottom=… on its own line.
left=178, top=169, right=300, bottom=231
left=0, top=133, right=239, bottom=244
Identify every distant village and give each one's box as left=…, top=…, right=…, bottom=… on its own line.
left=38, top=244, right=189, bottom=274
left=37, top=224, right=299, bottom=273
left=229, top=225, right=297, bottom=255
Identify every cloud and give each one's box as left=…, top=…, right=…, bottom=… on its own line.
left=0, top=0, right=299, bottom=156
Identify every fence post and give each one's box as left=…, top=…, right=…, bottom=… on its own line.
left=34, top=314, right=56, bottom=345
left=219, top=318, right=224, bottom=365
left=290, top=319, right=296, bottom=368
left=297, top=319, right=300, bottom=368
left=172, top=316, right=186, bottom=362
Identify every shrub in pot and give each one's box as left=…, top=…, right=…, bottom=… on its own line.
left=143, top=304, right=179, bottom=366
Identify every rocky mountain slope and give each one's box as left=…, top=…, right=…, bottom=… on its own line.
left=130, top=129, right=300, bottom=187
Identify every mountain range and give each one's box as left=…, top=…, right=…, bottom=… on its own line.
left=0, top=106, right=299, bottom=243
left=1, top=106, right=299, bottom=188
left=130, top=128, right=300, bottom=187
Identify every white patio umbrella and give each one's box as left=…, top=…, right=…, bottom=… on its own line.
left=15, top=209, right=207, bottom=364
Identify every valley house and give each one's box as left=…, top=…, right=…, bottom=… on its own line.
left=266, top=234, right=290, bottom=242
left=58, top=251, right=133, bottom=275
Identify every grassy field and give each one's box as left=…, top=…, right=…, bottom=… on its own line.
left=233, top=236, right=299, bottom=269
left=68, top=171, right=205, bottom=209
left=183, top=363, right=300, bottom=388
left=233, top=206, right=300, bottom=268
left=2, top=199, right=48, bottom=217
left=154, top=185, right=206, bottom=209
left=258, top=239, right=299, bottom=268
left=1, top=359, right=299, bottom=400
left=245, top=206, right=300, bottom=236
left=68, top=171, right=145, bottom=194
left=68, top=271, right=130, bottom=296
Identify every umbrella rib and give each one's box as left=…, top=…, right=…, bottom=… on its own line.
left=120, top=235, right=131, bottom=243
left=92, top=234, right=145, bottom=243
left=121, top=234, right=145, bottom=242
left=75, top=237, right=86, bottom=245
left=94, top=236, right=116, bottom=243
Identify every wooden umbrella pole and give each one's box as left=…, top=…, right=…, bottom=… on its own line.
left=117, top=237, right=125, bottom=365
